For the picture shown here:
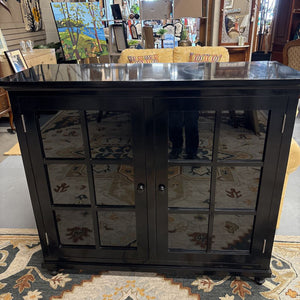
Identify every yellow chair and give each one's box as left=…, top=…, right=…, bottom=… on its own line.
left=277, top=40, right=300, bottom=228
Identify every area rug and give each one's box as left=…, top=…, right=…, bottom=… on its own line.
left=3, top=143, right=20, bottom=156
left=0, top=230, right=299, bottom=300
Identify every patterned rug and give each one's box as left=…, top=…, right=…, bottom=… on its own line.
left=0, top=230, right=299, bottom=300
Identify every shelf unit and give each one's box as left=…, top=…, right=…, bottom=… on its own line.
left=272, top=0, right=300, bottom=62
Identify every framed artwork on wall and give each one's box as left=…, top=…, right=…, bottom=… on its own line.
left=4, top=49, right=28, bottom=73
left=130, top=24, right=138, bottom=39
left=51, top=2, right=108, bottom=61
left=224, top=0, right=234, bottom=9
left=0, top=29, right=8, bottom=55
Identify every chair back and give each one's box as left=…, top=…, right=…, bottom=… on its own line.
left=283, top=39, right=300, bottom=70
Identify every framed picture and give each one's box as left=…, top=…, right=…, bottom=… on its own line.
left=51, top=2, right=108, bottom=61
left=0, top=29, right=8, bottom=55
left=130, top=24, right=138, bottom=39
left=112, top=24, right=128, bottom=52
left=4, top=49, right=28, bottom=73
left=224, top=0, right=234, bottom=9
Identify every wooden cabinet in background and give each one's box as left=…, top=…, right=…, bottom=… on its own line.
left=272, top=0, right=300, bottom=62
left=0, top=49, right=56, bottom=78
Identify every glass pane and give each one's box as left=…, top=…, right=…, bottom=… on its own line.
left=215, top=167, right=261, bottom=209
left=212, top=214, right=254, bottom=251
left=168, top=213, right=209, bottom=251
left=87, top=110, right=133, bottom=159
left=98, top=211, right=136, bottom=247
left=218, top=110, right=268, bottom=161
left=39, top=111, right=84, bottom=158
left=55, top=210, right=95, bottom=246
left=168, top=166, right=210, bottom=208
left=168, top=111, right=215, bottom=160
left=48, top=164, right=90, bottom=205
left=93, top=164, right=134, bottom=206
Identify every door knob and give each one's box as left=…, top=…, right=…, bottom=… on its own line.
left=137, top=183, right=145, bottom=192
left=158, top=184, right=166, bottom=192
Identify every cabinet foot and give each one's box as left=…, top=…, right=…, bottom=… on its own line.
left=254, top=277, right=265, bottom=285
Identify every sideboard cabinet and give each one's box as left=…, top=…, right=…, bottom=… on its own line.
left=1, top=62, right=299, bottom=281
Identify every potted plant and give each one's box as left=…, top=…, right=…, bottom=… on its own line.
left=157, top=28, right=167, bottom=40
left=178, top=26, right=192, bottom=47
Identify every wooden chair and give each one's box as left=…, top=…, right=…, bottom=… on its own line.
left=0, top=88, right=15, bottom=133
left=283, top=39, right=300, bottom=70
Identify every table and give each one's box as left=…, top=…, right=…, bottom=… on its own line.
left=1, top=61, right=299, bottom=282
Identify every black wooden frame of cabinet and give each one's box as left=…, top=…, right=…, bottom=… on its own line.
left=5, top=67, right=299, bottom=280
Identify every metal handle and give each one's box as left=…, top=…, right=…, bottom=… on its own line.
left=158, top=184, right=166, bottom=192
left=137, top=183, right=145, bottom=192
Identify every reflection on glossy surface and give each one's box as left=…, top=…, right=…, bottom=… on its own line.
left=215, top=167, right=260, bottom=209
left=98, top=211, right=136, bottom=247
left=87, top=111, right=133, bottom=159
left=218, top=110, right=268, bottom=161
left=48, top=164, right=90, bottom=205
left=55, top=210, right=95, bottom=245
left=221, top=0, right=252, bottom=43
left=212, top=214, right=254, bottom=251
left=93, top=164, right=134, bottom=206
left=168, top=111, right=215, bottom=160
left=168, top=166, right=210, bottom=208
left=2, top=62, right=300, bottom=84
left=39, top=111, right=84, bottom=158
left=168, top=213, right=208, bottom=250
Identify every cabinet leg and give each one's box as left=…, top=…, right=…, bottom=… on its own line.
left=254, top=277, right=265, bottom=285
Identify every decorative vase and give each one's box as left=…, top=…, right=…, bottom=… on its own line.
left=178, top=39, right=192, bottom=47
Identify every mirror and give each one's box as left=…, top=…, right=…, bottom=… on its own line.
left=219, top=0, right=254, bottom=44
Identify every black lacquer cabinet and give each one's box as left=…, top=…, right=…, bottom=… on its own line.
left=1, top=62, right=300, bottom=280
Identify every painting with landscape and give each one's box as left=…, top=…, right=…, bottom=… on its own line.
left=51, top=2, right=108, bottom=61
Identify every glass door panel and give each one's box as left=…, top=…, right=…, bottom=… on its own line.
left=215, top=166, right=261, bottom=210
left=35, top=104, right=147, bottom=260
left=55, top=210, right=95, bottom=246
left=87, top=111, right=133, bottom=159
left=168, top=111, right=215, bottom=160
left=98, top=211, right=137, bottom=247
left=168, top=213, right=209, bottom=251
left=93, top=164, right=135, bottom=206
left=47, top=164, right=90, bottom=205
left=39, top=111, right=85, bottom=158
left=168, top=166, right=211, bottom=208
left=218, top=110, right=269, bottom=161
left=212, top=214, right=254, bottom=251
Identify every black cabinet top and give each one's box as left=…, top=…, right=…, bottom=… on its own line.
left=1, top=61, right=300, bottom=90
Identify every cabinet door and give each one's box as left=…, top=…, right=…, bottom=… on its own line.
left=154, top=96, right=285, bottom=268
left=22, top=96, right=148, bottom=263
